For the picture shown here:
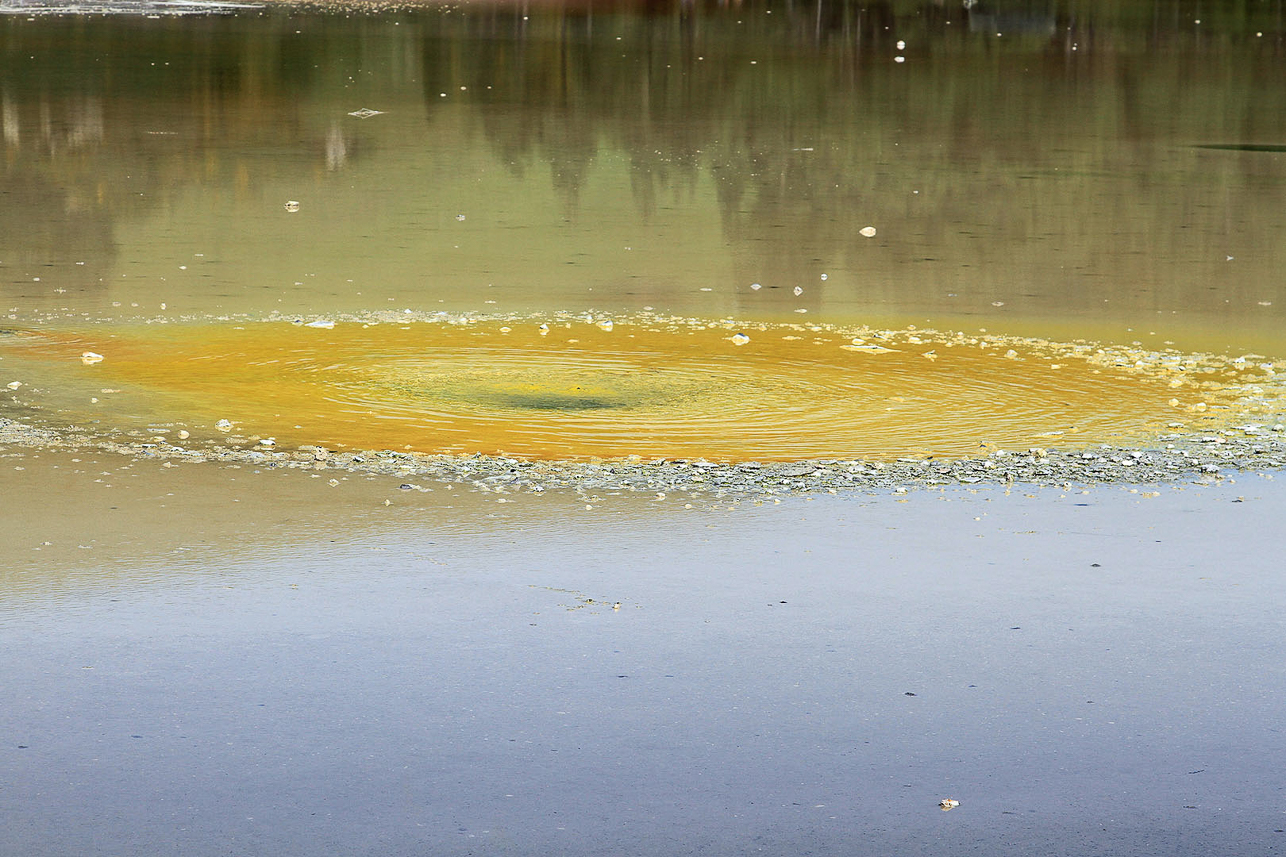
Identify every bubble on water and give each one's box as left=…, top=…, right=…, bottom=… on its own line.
left=897, top=40, right=906, bottom=49
left=894, top=56, right=906, bottom=63
left=820, top=274, right=828, bottom=281
left=859, top=226, right=877, bottom=238
left=992, top=301, right=1005, bottom=307
left=215, top=419, right=233, bottom=431
left=81, top=351, right=104, bottom=365
left=306, top=320, right=335, bottom=329
left=284, top=200, right=301, bottom=212
left=6, top=381, right=21, bottom=390
left=793, top=286, right=803, bottom=296
left=538, top=324, right=550, bottom=335
left=597, top=320, right=614, bottom=332
left=731, top=333, right=751, bottom=346
left=750, top=283, right=762, bottom=290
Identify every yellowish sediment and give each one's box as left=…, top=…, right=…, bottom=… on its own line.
left=2, top=315, right=1282, bottom=462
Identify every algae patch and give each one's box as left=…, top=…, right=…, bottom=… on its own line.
left=2, top=311, right=1284, bottom=476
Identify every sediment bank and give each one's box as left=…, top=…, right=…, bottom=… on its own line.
left=5, top=414, right=1284, bottom=496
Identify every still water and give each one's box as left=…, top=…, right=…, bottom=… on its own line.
left=3, top=0, right=1286, bottom=458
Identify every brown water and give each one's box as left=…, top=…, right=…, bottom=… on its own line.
left=4, top=0, right=1286, bottom=458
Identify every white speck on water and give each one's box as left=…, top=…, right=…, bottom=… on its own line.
left=81, top=351, right=104, bottom=365
left=750, top=283, right=762, bottom=290
left=860, top=226, right=877, bottom=238
left=897, top=40, right=906, bottom=49
left=6, top=381, right=21, bottom=390
left=284, top=200, right=301, bottom=212
left=793, top=286, right=803, bottom=296
left=456, top=214, right=466, bottom=221
left=597, top=320, right=614, bottom=332
left=306, top=320, right=335, bottom=329
left=731, top=333, right=751, bottom=346
left=215, top=419, right=233, bottom=431
left=820, top=273, right=828, bottom=281
left=894, top=56, right=905, bottom=63
left=992, top=301, right=1005, bottom=307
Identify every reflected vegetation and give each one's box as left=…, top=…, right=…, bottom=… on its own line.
left=1, top=2, right=1285, bottom=342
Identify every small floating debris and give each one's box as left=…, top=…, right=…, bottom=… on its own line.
left=939, top=799, right=960, bottom=811
left=347, top=108, right=385, bottom=119
left=842, top=343, right=897, bottom=354
left=730, top=333, right=751, bottom=346
left=859, top=226, right=878, bottom=238
left=81, top=351, right=104, bottom=365
left=5, top=381, right=21, bottom=390
left=284, top=200, right=301, bottom=213
left=305, top=319, right=335, bottom=329
left=215, top=419, right=233, bottom=431
left=597, top=320, right=614, bottom=332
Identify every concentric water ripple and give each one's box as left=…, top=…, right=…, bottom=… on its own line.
left=3, top=317, right=1279, bottom=461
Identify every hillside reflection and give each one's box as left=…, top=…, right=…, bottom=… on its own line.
left=3, top=1, right=1285, bottom=337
